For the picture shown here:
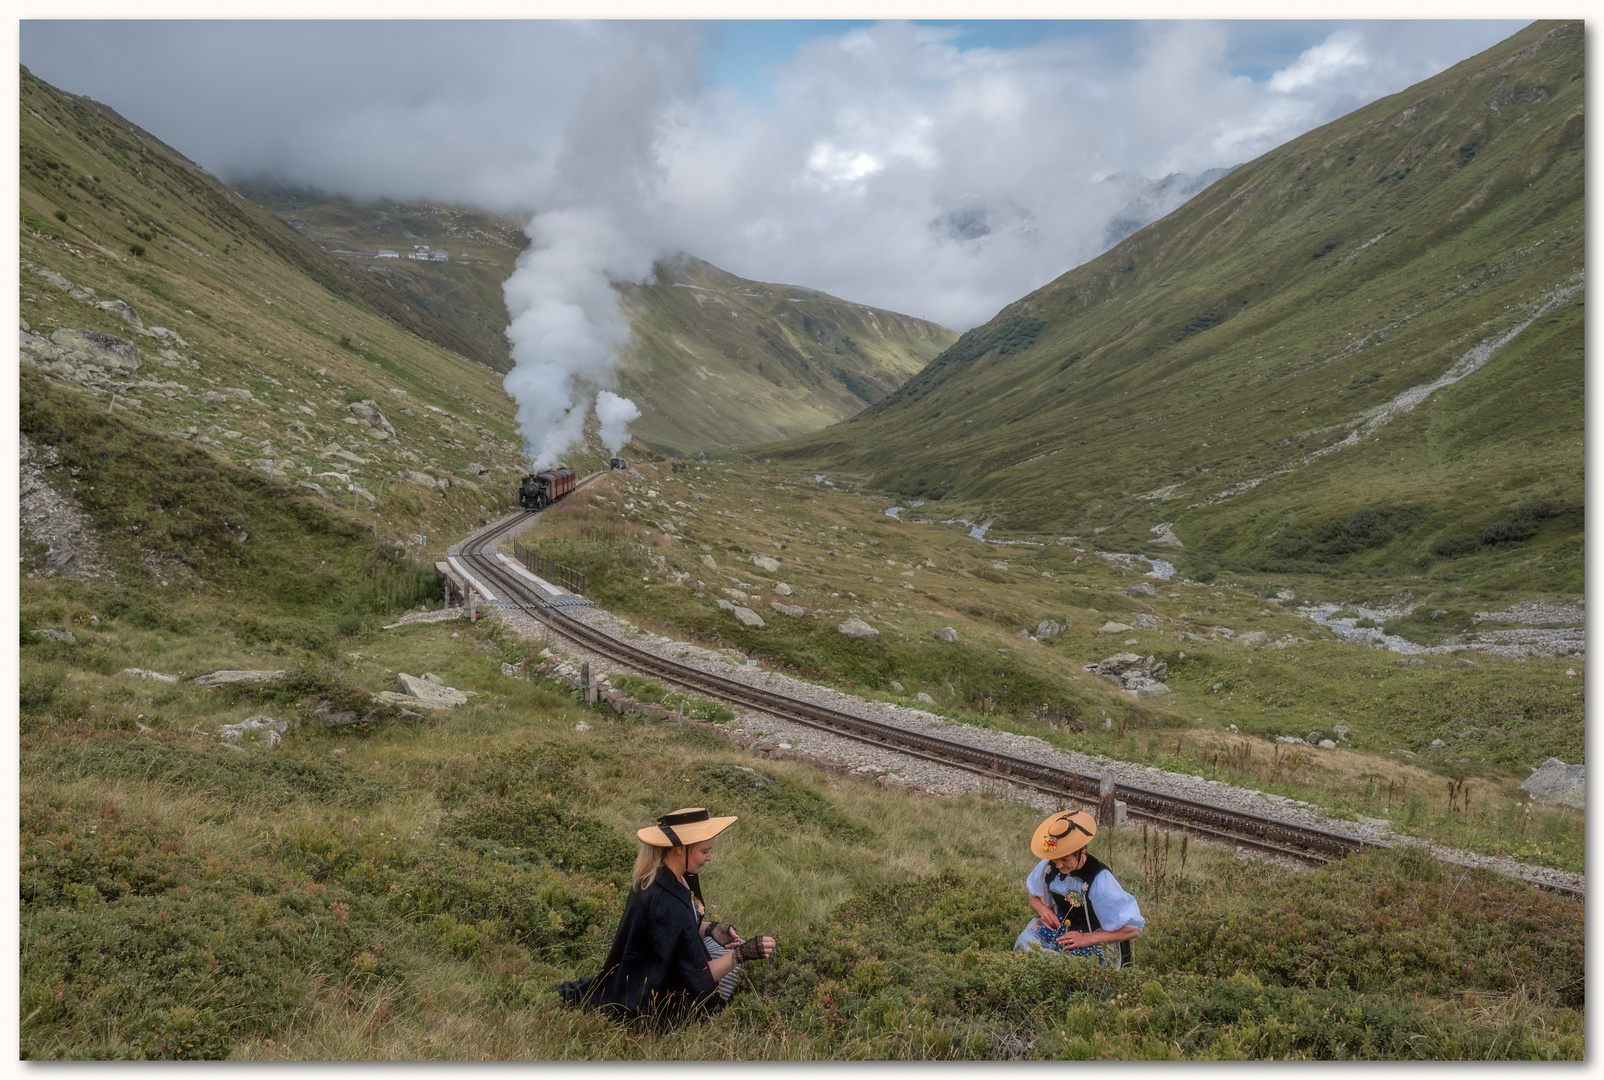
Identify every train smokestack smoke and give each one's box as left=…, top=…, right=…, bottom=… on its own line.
left=498, top=27, right=697, bottom=472
left=595, top=390, right=641, bottom=456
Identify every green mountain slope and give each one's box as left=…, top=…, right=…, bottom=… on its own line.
left=236, top=186, right=957, bottom=456
left=614, top=255, right=956, bottom=454
left=18, top=64, right=558, bottom=566
left=232, top=183, right=529, bottom=374
left=767, top=21, right=1583, bottom=593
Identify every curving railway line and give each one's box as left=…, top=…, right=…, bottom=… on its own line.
left=444, top=482, right=1582, bottom=898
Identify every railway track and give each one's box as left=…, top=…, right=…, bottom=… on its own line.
left=445, top=488, right=1583, bottom=898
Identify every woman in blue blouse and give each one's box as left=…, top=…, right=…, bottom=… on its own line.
left=1013, top=809, right=1144, bottom=965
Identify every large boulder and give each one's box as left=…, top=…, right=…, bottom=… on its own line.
left=393, top=671, right=469, bottom=709
left=1130, top=614, right=1158, bottom=631
left=751, top=554, right=780, bottom=573
left=732, top=606, right=766, bottom=628
left=52, top=328, right=142, bottom=372
left=935, top=626, right=959, bottom=643
left=1519, top=758, right=1585, bottom=810
left=769, top=601, right=805, bottom=617
left=1035, top=619, right=1065, bottom=640
left=838, top=618, right=879, bottom=642
left=95, top=299, right=142, bottom=327
left=190, top=669, right=288, bottom=688
left=1084, top=653, right=1170, bottom=697
left=701, top=554, right=718, bottom=570
left=1125, top=582, right=1156, bottom=598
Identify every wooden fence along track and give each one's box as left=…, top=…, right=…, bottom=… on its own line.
left=444, top=483, right=1583, bottom=898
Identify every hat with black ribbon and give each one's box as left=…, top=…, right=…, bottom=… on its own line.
left=1030, top=809, right=1097, bottom=859
left=636, top=807, right=738, bottom=848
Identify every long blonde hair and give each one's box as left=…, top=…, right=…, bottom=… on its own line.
left=633, top=841, right=673, bottom=891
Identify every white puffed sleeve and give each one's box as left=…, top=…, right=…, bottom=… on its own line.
left=1087, top=870, right=1145, bottom=931
left=1024, top=859, right=1049, bottom=898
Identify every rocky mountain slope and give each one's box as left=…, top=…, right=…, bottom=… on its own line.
left=767, top=21, right=1583, bottom=595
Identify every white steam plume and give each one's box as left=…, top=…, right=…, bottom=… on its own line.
left=500, top=25, right=700, bottom=471
left=595, top=390, right=642, bottom=457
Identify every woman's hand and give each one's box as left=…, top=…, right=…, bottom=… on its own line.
left=1056, top=929, right=1093, bottom=949
left=1040, top=910, right=1061, bottom=931
left=708, top=922, right=741, bottom=947
left=735, top=936, right=776, bottom=961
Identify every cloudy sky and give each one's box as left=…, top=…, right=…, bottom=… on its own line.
left=22, top=19, right=1526, bottom=331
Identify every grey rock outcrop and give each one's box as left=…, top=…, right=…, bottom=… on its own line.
left=916, top=692, right=936, bottom=704
left=750, top=554, right=780, bottom=573
left=769, top=600, right=805, bottom=618
left=216, top=714, right=288, bottom=747
left=117, top=667, right=178, bottom=683
left=31, top=628, right=77, bottom=644
left=1125, top=582, right=1156, bottom=598
left=1519, top=758, right=1585, bottom=810
left=390, top=671, right=469, bottom=709
left=774, top=583, right=793, bottom=596
left=95, top=299, right=142, bottom=327
left=190, top=669, right=288, bottom=688
left=1130, top=614, right=1158, bottom=631
left=1084, top=652, right=1170, bottom=698
left=1236, top=630, right=1268, bottom=646
left=838, top=618, right=879, bottom=641
left=1096, top=621, right=1133, bottom=634
left=1035, top=619, right=1065, bottom=640
left=732, top=606, right=766, bottom=628
left=935, top=626, right=959, bottom=643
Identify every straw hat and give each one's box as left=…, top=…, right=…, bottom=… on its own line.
left=1030, top=809, right=1097, bottom=860
left=637, top=807, right=738, bottom=848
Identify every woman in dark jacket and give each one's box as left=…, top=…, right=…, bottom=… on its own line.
left=560, top=808, right=776, bottom=1025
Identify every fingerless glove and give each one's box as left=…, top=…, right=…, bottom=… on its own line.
left=736, top=937, right=772, bottom=961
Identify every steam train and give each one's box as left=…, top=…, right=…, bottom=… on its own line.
left=609, top=457, right=628, bottom=471
left=518, top=466, right=576, bottom=511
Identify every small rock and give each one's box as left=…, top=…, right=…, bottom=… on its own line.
left=768, top=601, right=805, bottom=617
left=701, top=554, right=718, bottom=570
left=1125, top=582, right=1156, bottom=598
left=774, top=583, right=793, bottom=596
left=1318, top=739, right=1337, bottom=749
left=393, top=672, right=469, bottom=709
left=1096, top=621, right=1133, bottom=634
left=1277, top=736, right=1306, bottom=745
left=751, top=554, right=780, bottom=573
left=216, top=714, right=288, bottom=747
left=838, top=618, right=879, bottom=641
left=1332, top=725, right=1350, bottom=741
left=935, top=626, right=958, bottom=643
left=1429, top=739, right=1447, bottom=748
left=889, top=680, right=905, bottom=693
left=1035, top=619, right=1065, bottom=640
left=732, top=606, right=766, bottom=628
left=916, top=692, right=935, bottom=704
left=1431, top=609, right=1448, bottom=620
left=31, top=628, right=77, bottom=644
left=1130, top=614, right=1158, bottom=631
left=1453, top=658, right=1479, bottom=668
left=116, top=667, right=178, bottom=683
left=1236, top=630, right=1268, bottom=646
left=574, top=722, right=592, bottom=732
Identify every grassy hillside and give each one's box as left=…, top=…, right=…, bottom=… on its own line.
left=236, top=185, right=956, bottom=455
left=232, top=183, right=529, bottom=374
left=765, top=22, right=1583, bottom=597
left=19, top=63, right=618, bottom=566
left=20, top=454, right=1583, bottom=1058
left=613, top=255, right=955, bottom=454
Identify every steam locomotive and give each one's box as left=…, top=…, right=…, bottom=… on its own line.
left=609, top=457, right=628, bottom=470
left=518, top=466, right=576, bottom=511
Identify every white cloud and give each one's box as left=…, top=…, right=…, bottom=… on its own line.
left=1270, top=30, right=1368, bottom=93
left=22, top=19, right=1529, bottom=332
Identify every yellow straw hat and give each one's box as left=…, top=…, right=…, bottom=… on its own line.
left=1030, top=809, right=1097, bottom=860
left=636, top=807, right=738, bottom=848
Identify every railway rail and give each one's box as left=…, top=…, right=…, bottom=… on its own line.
left=445, top=486, right=1583, bottom=899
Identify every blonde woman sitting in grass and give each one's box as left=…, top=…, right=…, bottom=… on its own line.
left=1013, top=809, right=1143, bottom=967
left=558, top=808, right=776, bottom=1025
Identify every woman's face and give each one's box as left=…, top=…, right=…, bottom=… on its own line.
left=685, top=840, right=715, bottom=874
left=1051, top=849, right=1087, bottom=874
